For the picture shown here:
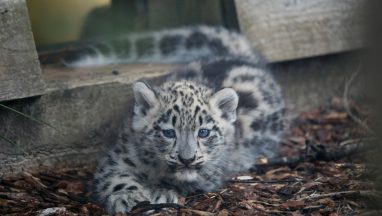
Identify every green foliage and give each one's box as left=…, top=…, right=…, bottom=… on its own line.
left=0, top=103, right=56, bottom=145
left=0, top=134, right=17, bottom=145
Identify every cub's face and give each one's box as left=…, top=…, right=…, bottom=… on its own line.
left=131, top=81, right=238, bottom=181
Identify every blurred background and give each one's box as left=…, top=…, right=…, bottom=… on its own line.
left=27, top=0, right=237, bottom=48
left=27, top=0, right=111, bottom=46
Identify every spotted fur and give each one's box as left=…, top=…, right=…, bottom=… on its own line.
left=65, top=26, right=260, bottom=67
left=92, top=27, right=285, bottom=214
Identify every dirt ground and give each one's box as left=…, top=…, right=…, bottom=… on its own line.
left=0, top=97, right=379, bottom=216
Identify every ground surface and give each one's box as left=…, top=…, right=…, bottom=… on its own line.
left=0, top=98, right=378, bottom=216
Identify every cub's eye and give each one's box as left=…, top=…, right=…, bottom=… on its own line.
left=162, top=129, right=176, bottom=139
left=198, top=129, right=210, bottom=138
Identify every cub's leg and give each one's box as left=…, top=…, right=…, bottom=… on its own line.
left=95, top=174, right=178, bottom=214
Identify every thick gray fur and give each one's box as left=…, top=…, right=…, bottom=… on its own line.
left=92, top=26, right=285, bottom=214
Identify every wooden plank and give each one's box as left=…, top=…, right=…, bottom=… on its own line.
left=1, top=63, right=176, bottom=176
left=0, top=0, right=45, bottom=101
left=235, top=0, right=365, bottom=62
left=42, top=64, right=176, bottom=92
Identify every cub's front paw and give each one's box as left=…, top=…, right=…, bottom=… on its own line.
left=106, top=191, right=149, bottom=214
left=150, top=189, right=179, bottom=204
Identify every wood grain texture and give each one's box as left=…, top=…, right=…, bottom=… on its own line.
left=235, top=0, right=365, bottom=62
left=42, top=63, right=175, bottom=92
left=0, top=0, right=45, bottom=101
left=0, top=63, right=175, bottom=176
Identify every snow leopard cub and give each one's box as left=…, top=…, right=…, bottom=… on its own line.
left=90, top=26, right=285, bottom=214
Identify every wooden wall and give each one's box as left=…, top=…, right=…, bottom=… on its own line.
left=235, top=0, right=365, bottom=62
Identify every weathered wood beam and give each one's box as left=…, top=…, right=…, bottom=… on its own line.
left=235, top=0, right=365, bottom=62
left=0, top=0, right=45, bottom=101
left=0, top=63, right=174, bottom=176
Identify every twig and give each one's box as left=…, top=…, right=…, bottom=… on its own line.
left=339, top=138, right=369, bottom=147
left=22, top=172, right=48, bottom=189
left=229, top=179, right=304, bottom=184
left=183, top=209, right=215, bottom=216
left=298, top=190, right=378, bottom=201
left=249, top=200, right=280, bottom=207
left=303, top=205, right=325, bottom=211
left=343, top=60, right=371, bottom=133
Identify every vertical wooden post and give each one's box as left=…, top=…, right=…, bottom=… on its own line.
left=0, top=0, right=45, bottom=101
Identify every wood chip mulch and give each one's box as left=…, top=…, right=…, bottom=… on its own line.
left=0, top=97, right=379, bottom=216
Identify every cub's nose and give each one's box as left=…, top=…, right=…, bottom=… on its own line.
left=178, top=155, right=196, bottom=166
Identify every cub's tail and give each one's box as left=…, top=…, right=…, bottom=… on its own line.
left=64, top=26, right=261, bottom=67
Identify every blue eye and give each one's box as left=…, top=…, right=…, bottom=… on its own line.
left=198, top=129, right=210, bottom=138
left=162, top=129, right=176, bottom=139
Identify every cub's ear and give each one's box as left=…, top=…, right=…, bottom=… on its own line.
left=133, top=82, right=158, bottom=114
left=209, top=88, right=238, bottom=122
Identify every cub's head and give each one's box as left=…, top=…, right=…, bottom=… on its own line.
left=131, top=81, right=238, bottom=181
